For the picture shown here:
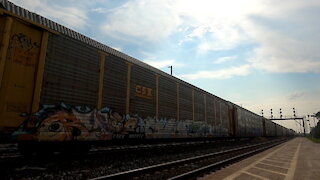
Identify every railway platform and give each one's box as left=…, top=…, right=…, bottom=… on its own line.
left=202, top=137, right=320, bottom=180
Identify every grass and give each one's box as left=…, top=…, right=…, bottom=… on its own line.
left=306, top=134, right=320, bottom=143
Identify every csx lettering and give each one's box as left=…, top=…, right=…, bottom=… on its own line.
left=135, top=85, right=152, bottom=99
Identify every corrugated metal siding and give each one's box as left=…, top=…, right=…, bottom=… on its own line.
left=265, top=119, right=276, bottom=136
left=41, top=34, right=100, bottom=107
left=158, top=77, right=177, bottom=119
left=233, top=107, right=239, bottom=137
left=206, top=95, right=215, bottom=125
left=179, top=85, right=192, bottom=121
left=276, top=124, right=283, bottom=136
left=220, top=102, right=229, bottom=136
left=214, top=98, right=222, bottom=136
left=214, top=98, right=221, bottom=126
left=236, top=107, right=263, bottom=137
left=246, top=112, right=252, bottom=136
left=102, top=55, right=127, bottom=114
left=254, top=115, right=261, bottom=135
left=194, top=90, right=204, bottom=121
left=130, top=65, right=156, bottom=118
left=237, top=107, right=246, bottom=136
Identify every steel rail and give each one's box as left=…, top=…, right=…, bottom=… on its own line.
left=168, top=140, right=285, bottom=180
left=0, top=139, right=249, bottom=164
left=90, top=139, right=287, bottom=180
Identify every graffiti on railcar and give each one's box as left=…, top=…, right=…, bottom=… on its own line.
left=7, top=33, right=40, bottom=67
left=12, top=102, right=219, bottom=141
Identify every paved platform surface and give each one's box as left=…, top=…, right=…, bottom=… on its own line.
left=202, top=137, right=320, bottom=180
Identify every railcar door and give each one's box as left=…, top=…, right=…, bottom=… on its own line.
left=0, top=16, right=48, bottom=135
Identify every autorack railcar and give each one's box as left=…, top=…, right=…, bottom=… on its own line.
left=0, top=1, right=292, bottom=150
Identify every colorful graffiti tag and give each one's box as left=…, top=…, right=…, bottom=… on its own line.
left=13, top=103, right=229, bottom=142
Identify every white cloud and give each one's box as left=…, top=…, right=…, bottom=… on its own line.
left=10, top=0, right=89, bottom=30
left=247, top=19, right=320, bottom=73
left=100, top=0, right=320, bottom=74
left=143, top=59, right=185, bottom=69
left=92, top=8, right=107, bottom=13
left=288, top=92, right=305, bottom=100
left=110, top=46, right=123, bottom=52
left=101, top=0, right=181, bottom=42
left=213, top=55, right=237, bottom=64
left=181, top=65, right=251, bottom=80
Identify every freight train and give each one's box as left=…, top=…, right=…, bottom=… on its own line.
left=0, top=1, right=294, bottom=151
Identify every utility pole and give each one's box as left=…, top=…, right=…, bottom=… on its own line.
left=308, top=115, right=311, bottom=133
left=302, top=119, right=306, bottom=136
left=168, top=65, right=172, bottom=75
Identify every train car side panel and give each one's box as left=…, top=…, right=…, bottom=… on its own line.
left=265, top=119, right=276, bottom=136
left=155, top=76, right=178, bottom=138
left=179, top=84, right=193, bottom=122
left=41, top=34, right=100, bottom=106
left=206, top=95, right=215, bottom=137
left=130, top=65, right=156, bottom=117
left=0, top=16, right=46, bottom=135
left=194, top=90, right=205, bottom=122
left=158, top=76, right=177, bottom=120
left=220, top=101, right=229, bottom=137
left=102, top=54, right=128, bottom=115
left=214, top=98, right=222, bottom=136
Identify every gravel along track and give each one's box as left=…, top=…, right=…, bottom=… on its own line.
left=1, top=138, right=288, bottom=180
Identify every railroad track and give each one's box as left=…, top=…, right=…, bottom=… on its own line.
left=0, top=138, right=258, bottom=161
left=90, top=138, right=288, bottom=180
left=0, top=139, right=243, bottom=163
left=0, top=143, right=21, bottom=159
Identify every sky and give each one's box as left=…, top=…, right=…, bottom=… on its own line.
left=9, top=0, right=320, bottom=133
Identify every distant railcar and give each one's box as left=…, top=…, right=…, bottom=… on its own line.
left=264, top=119, right=277, bottom=137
